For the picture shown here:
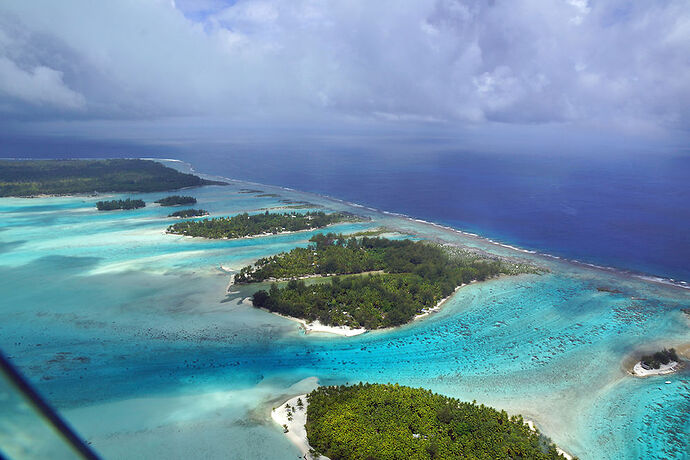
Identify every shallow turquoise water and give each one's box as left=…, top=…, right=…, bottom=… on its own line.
left=0, top=170, right=688, bottom=459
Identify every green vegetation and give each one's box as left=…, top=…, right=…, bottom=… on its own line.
left=166, top=211, right=355, bottom=239
left=0, top=159, right=225, bottom=197
left=281, top=199, right=312, bottom=204
left=155, top=195, right=197, bottom=206
left=348, top=228, right=389, bottom=237
left=168, top=209, right=209, bottom=218
left=282, top=204, right=323, bottom=209
left=96, top=198, right=145, bottom=211
left=306, top=383, right=570, bottom=460
left=640, top=348, right=679, bottom=369
left=268, top=199, right=324, bottom=209
left=248, top=234, right=538, bottom=329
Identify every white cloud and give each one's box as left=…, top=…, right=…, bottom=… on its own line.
left=0, top=56, right=85, bottom=109
left=567, top=0, right=591, bottom=24
left=474, top=66, right=523, bottom=112
left=0, top=0, right=687, bottom=135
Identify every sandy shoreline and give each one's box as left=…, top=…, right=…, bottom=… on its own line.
left=524, top=420, right=573, bottom=459
left=272, top=398, right=572, bottom=460
left=244, top=277, right=471, bottom=337
left=277, top=312, right=368, bottom=337
left=167, top=221, right=350, bottom=241
left=271, top=394, right=329, bottom=460
left=631, top=360, right=681, bottom=377
left=168, top=213, right=210, bottom=219
left=413, top=282, right=473, bottom=321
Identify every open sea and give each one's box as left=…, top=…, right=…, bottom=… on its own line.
left=0, top=148, right=688, bottom=459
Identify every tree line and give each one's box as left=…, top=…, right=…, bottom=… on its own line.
left=305, top=383, right=571, bottom=460
left=166, top=211, right=353, bottom=239
left=155, top=195, right=197, bottom=206
left=249, top=233, right=537, bottom=329
left=96, top=198, right=145, bottom=211
left=0, top=159, right=225, bottom=197
left=168, top=209, right=209, bottom=218
left=640, top=348, right=678, bottom=369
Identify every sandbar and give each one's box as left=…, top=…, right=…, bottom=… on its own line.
left=271, top=394, right=329, bottom=460
left=631, top=360, right=680, bottom=377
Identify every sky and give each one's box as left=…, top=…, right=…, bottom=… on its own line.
left=0, top=0, right=689, bottom=155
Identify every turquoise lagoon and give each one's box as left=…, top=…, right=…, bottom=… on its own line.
left=0, top=162, right=688, bottom=459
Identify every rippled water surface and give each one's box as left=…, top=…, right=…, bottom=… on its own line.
left=0, top=162, right=688, bottom=459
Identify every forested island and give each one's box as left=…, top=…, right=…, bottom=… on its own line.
left=166, top=211, right=355, bottom=239
left=303, top=383, right=570, bottom=459
left=640, top=348, right=678, bottom=369
left=0, top=159, right=225, bottom=197
left=168, top=209, right=209, bottom=218
left=96, top=198, right=146, bottom=211
left=632, top=348, right=681, bottom=377
left=248, top=233, right=538, bottom=329
left=155, top=195, right=197, bottom=206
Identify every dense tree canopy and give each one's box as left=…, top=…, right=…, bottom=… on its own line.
left=168, top=209, right=209, bottom=218
left=0, top=159, right=225, bottom=196
left=166, top=211, right=354, bottom=239
left=305, top=383, right=570, bottom=460
left=640, top=348, right=678, bottom=369
left=96, top=198, right=145, bottom=211
left=155, top=195, right=197, bottom=206
left=249, top=234, right=538, bottom=329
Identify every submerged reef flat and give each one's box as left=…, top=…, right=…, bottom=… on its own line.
left=0, top=160, right=688, bottom=460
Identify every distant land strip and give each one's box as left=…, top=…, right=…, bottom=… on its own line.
left=0, top=159, right=226, bottom=197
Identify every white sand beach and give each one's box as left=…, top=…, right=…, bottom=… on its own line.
left=413, top=283, right=469, bottom=321
left=249, top=278, right=475, bottom=336
left=246, top=300, right=367, bottom=336
left=271, top=395, right=329, bottom=460
left=283, top=315, right=367, bottom=337
left=525, top=420, right=573, bottom=460
left=632, top=360, right=680, bottom=377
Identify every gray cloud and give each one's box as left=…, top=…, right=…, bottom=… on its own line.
left=0, top=0, right=688, bottom=135
left=0, top=57, right=85, bottom=110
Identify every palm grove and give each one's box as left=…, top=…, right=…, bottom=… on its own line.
left=305, top=383, right=570, bottom=460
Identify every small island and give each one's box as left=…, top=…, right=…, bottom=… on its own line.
left=632, top=348, right=681, bottom=377
left=96, top=198, right=146, bottom=211
left=0, top=159, right=225, bottom=197
left=155, top=195, right=197, bottom=206
left=246, top=233, right=538, bottom=330
left=166, top=211, right=355, bottom=239
left=168, top=209, right=209, bottom=218
left=273, top=383, right=571, bottom=460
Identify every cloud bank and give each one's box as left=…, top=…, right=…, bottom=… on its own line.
left=0, top=0, right=688, bottom=135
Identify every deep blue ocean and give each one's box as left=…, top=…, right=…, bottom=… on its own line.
left=3, top=136, right=689, bottom=282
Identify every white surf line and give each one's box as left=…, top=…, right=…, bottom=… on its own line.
left=146, top=158, right=690, bottom=290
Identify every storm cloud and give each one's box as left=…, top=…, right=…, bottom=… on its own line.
left=0, top=0, right=689, bottom=136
